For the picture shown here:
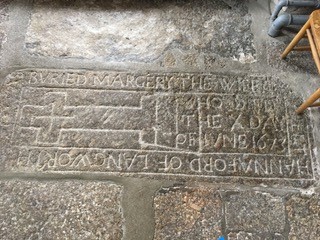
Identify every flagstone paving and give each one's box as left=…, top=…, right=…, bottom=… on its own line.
left=0, top=0, right=319, bottom=239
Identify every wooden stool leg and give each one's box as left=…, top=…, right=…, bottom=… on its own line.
left=306, top=29, right=320, bottom=74
left=310, top=101, right=320, bottom=107
left=296, top=88, right=320, bottom=114
left=281, top=19, right=311, bottom=59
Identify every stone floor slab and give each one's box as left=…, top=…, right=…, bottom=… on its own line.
left=25, top=0, right=255, bottom=65
left=153, top=186, right=222, bottom=240
left=286, top=193, right=320, bottom=239
left=0, top=1, right=319, bottom=240
left=225, top=191, right=286, bottom=234
left=0, top=180, right=123, bottom=240
left=0, top=69, right=315, bottom=186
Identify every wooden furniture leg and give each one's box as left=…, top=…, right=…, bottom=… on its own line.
left=293, top=46, right=311, bottom=51
left=296, top=88, right=320, bottom=114
left=281, top=19, right=311, bottom=59
left=306, top=29, right=320, bottom=74
left=310, top=101, right=320, bottom=107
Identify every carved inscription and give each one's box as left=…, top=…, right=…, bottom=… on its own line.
left=16, top=148, right=311, bottom=179
left=4, top=70, right=314, bottom=181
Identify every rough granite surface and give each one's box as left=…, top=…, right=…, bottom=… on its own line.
left=25, top=0, right=255, bottom=63
left=0, top=69, right=314, bottom=187
left=153, top=186, right=223, bottom=240
left=225, top=191, right=286, bottom=233
left=228, top=231, right=285, bottom=240
left=0, top=180, right=123, bottom=240
left=286, top=193, right=320, bottom=239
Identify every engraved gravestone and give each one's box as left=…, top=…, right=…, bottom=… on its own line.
left=1, top=70, right=314, bottom=185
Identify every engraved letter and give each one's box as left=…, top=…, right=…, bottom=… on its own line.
left=176, top=134, right=187, bottom=148
left=190, top=158, right=202, bottom=173
left=207, top=114, right=222, bottom=128
left=214, top=159, right=227, bottom=172
left=58, top=153, right=72, bottom=167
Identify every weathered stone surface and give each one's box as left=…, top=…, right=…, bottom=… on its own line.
left=0, top=0, right=10, bottom=67
left=225, top=191, right=286, bottom=233
left=25, top=0, right=255, bottom=63
left=228, top=231, right=285, bottom=240
left=0, top=180, right=123, bottom=239
left=267, top=39, right=318, bottom=75
left=1, top=69, right=314, bottom=185
left=0, top=77, right=22, bottom=171
left=286, top=193, right=320, bottom=239
left=154, top=186, right=222, bottom=240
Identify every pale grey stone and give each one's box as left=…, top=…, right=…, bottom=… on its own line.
left=154, top=187, right=222, bottom=240
left=286, top=193, right=320, bottom=239
left=0, top=180, right=123, bottom=240
left=225, top=191, right=286, bottom=233
left=25, top=0, right=255, bottom=63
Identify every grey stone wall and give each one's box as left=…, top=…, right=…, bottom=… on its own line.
left=0, top=0, right=319, bottom=239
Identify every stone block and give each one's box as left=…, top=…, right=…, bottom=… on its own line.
left=25, top=0, right=255, bottom=64
left=225, top=191, right=286, bottom=233
left=286, top=193, right=320, bottom=239
left=1, top=69, right=315, bottom=186
left=154, top=186, right=222, bottom=240
left=0, top=180, right=123, bottom=239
